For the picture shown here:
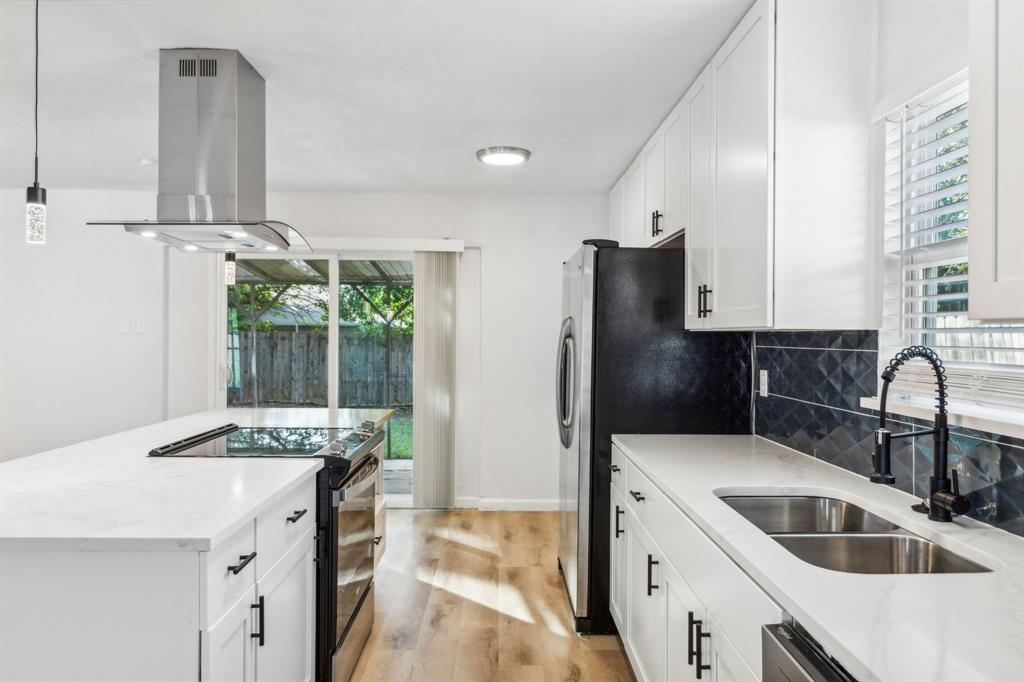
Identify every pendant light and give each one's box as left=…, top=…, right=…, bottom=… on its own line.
left=25, top=0, right=46, bottom=244
left=225, top=252, right=237, bottom=285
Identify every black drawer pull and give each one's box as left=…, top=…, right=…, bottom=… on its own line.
left=286, top=508, right=308, bottom=523
left=610, top=464, right=620, bottom=473
left=373, top=535, right=383, bottom=545
left=629, top=490, right=645, bottom=502
left=646, top=554, right=659, bottom=595
left=251, top=595, right=265, bottom=646
left=615, top=505, right=624, bottom=538
left=227, top=551, right=256, bottom=575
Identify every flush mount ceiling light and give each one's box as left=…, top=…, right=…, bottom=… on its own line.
left=476, top=146, right=531, bottom=166
left=25, top=0, right=46, bottom=244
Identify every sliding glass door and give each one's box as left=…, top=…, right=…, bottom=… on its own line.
left=338, top=259, right=414, bottom=497
left=226, top=258, right=330, bottom=407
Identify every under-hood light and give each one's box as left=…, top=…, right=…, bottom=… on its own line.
left=225, top=252, right=237, bottom=286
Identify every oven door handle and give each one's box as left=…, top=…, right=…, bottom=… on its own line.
left=331, top=455, right=379, bottom=492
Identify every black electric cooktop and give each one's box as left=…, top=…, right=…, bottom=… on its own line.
left=148, top=423, right=384, bottom=480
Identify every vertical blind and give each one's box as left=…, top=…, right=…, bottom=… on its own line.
left=412, top=251, right=457, bottom=508
left=882, top=77, right=1024, bottom=407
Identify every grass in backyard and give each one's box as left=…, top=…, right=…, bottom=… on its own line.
left=387, top=412, right=413, bottom=459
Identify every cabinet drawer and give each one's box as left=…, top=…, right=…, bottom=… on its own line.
left=256, top=478, right=317, bottom=580
left=624, top=460, right=666, bottom=529
left=204, top=520, right=257, bottom=625
left=657, top=497, right=781, bottom=677
left=611, top=445, right=626, bottom=494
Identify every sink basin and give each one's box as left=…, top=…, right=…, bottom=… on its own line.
left=773, top=534, right=991, bottom=574
left=720, top=495, right=900, bottom=534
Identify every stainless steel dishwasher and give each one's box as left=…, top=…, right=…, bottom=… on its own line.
left=762, top=624, right=855, bottom=682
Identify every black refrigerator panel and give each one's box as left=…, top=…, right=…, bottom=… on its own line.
left=583, top=246, right=752, bottom=634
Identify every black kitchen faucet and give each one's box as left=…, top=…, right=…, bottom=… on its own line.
left=870, top=345, right=971, bottom=522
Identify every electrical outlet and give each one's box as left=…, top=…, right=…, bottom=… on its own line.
left=759, top=369, right=769, bottom=397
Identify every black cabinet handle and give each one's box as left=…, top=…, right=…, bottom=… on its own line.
left=688, top=611, right=700, bottom=665
left=610, top=464, right=620, bottom=473
left=615, top=505, right=624, bottom=538
left=227, top=551, right=256, bottom=575
left=286, top=508, right=308, bottom=523
left=373, top=535, right=383, bottom=545
left=251, top=595, right=265, bottom=646
left=629, top=490, right=645, bottom=502
left=703, top=286, right=713, bottom=316
left=653, top=210, right=664, bottom=236
left=646, top=554, right=659, bottom=595
left=694, top=617, right=711, bottom=678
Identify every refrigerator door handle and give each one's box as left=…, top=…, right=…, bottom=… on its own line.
left=556, top=316, right=576, bottom=448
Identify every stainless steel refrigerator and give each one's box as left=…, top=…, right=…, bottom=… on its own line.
left=556, top=240, right=752, bottom=634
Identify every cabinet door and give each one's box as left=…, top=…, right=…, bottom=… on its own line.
left=255, top=528, right=315, bottom=682
left=684, top=67, right=712, bottom=330
left=624, top=161, right=646, bottom=247
left=709, top=0, right=775, bottom=328
left=665, top=561, right=702, bottom=682
left=609, top=177, right=625, bottom=245
left=609, top=487, right=628, bottom=629
left=664, top=108, right=689, bottom=242
left=707, top=616, right=758, bottom=682
left=643, top=136, right=666, bottom=246
left=969, top=0, right=1024, bottom=320
left=626, top=514, right=666, bottom=682
left=204, top=585, right=257, bottom=682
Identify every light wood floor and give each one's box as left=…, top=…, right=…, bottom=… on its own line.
left=351, top=509, right=635, bottom=682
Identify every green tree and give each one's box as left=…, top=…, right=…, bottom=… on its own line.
left=339, top=284, right=413, bottom=339
left=228, top=283, right=329, bottom=332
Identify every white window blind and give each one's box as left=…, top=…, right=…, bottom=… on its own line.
left=882, top=77, right=1024, bottom=408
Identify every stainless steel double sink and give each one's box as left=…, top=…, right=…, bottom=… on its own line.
left=718, top=495, right=989, bottom=574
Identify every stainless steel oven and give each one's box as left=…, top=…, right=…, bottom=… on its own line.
left=327, top=451, right=378, bottom=682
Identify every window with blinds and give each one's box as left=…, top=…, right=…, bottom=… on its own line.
left=882, top=77, right=1024, bottom=408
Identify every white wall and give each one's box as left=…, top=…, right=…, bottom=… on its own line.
left=0, top=189, right=211, bottom=461
left=269, top=193, right=607, bottom=507
left=874, top=0, right=968, bottom=114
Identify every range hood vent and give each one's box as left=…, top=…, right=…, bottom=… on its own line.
left=89, top=49, right=308, bottom=253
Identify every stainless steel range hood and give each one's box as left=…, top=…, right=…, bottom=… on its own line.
left=89, top=49, right=308, bottom=253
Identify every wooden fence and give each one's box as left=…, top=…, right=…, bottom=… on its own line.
left=229, top=328, right=413, bottom=407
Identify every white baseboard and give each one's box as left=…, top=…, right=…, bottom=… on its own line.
left=475, top=497, right=559, bottom=512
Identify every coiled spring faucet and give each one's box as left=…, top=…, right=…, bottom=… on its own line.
left=872, top=345, right=970, bottom=522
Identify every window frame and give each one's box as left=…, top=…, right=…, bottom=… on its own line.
left=867, top=70, right=1024, bottom=437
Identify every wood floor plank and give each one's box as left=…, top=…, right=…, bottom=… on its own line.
left=351, top=509, right=635, bottom=682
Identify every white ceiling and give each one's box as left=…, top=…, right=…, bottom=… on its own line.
left=0, top=0, right=751, bottom=193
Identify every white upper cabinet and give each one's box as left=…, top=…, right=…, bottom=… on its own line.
left=624, top=161, right=646, bottom=247
left=685, top=68, right=713, bottom=331
left=607, top=0, right=875, bottom=331
left=708, top=0, right=774, bottom=329
left=643, top=136, right=667, bottom=246
left=969, top=0, right=1024, bottom=321
left=609, top=177, right=625, bottom=247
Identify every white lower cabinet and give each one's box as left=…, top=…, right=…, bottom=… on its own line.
left=204, top=586, right=258, bottom=682
left=665, top=560, right=701, bottom=682
left=253, top=526, right=316, bottom=682
left=609, top=486, right=628, bottom=627
left=612, top=444, right=781, bottom=681
left=205, top=516, right=316, bottom=682
left=626, top=514, right=667, bottom=682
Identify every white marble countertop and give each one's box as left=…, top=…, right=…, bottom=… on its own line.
left=0, top=408, right=393, bottom=552
left=612, top=434, right=1024, bottom=682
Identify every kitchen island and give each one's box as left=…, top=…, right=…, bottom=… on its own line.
left=0, top=407, right=393, bottom=682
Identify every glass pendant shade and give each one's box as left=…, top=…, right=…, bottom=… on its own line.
left=25, top=185, right=46, bottom=244
left=225, top=252, right=237, bottom=285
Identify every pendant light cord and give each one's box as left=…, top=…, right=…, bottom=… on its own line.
left=33, top=0, right=39, bottom=186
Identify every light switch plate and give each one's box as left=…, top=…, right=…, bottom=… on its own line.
left=759, top=369, right=768, bottom=397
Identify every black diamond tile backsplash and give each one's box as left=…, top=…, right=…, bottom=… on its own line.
left=752, top=330, right=1024, bottom=538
